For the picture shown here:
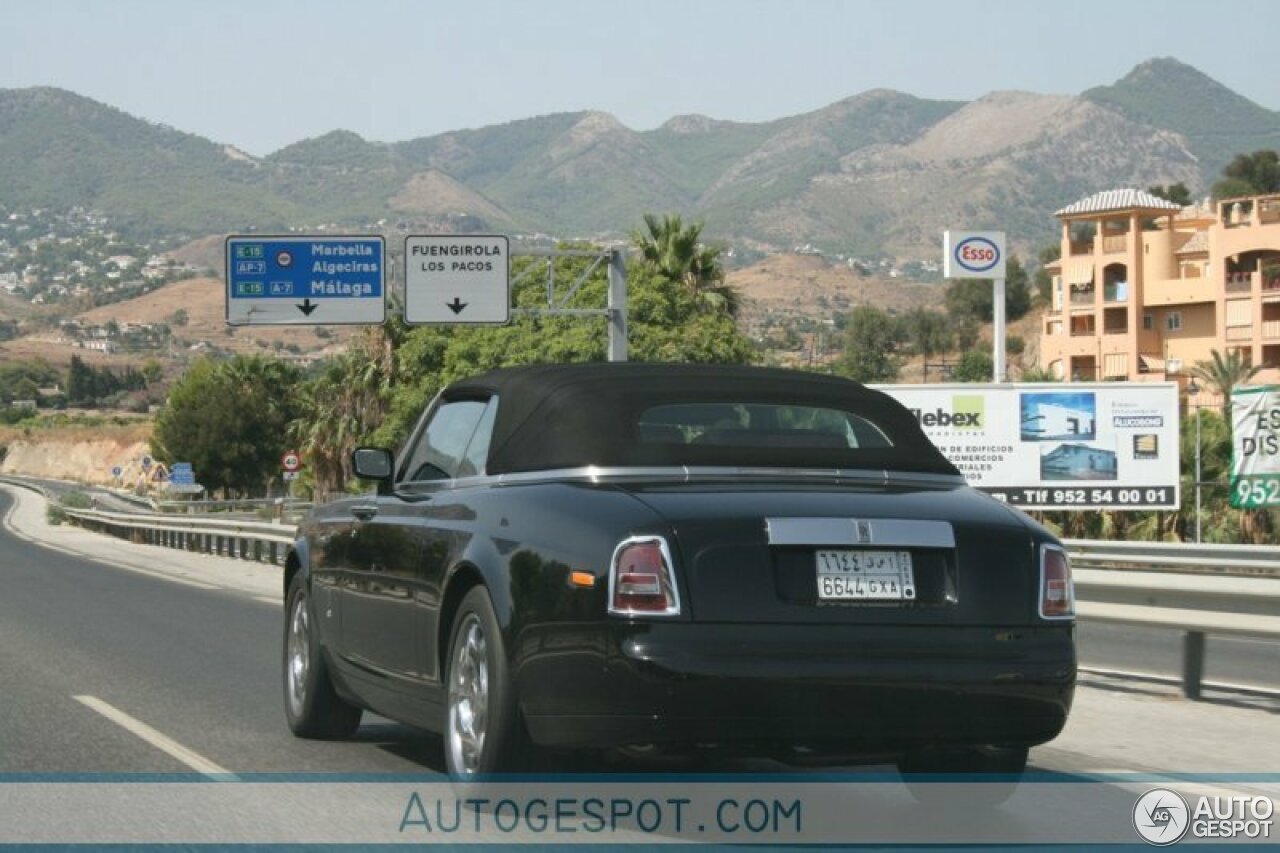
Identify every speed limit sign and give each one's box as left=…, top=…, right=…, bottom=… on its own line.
left=281, top=450, right=301, bottom=472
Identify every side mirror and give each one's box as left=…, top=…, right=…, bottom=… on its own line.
left=352, top=447, right=394, bottom=491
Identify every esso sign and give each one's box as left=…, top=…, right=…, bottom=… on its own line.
left=943, top=230, right=1007, bottom=279
left=957, top=238, right=999, bottom=271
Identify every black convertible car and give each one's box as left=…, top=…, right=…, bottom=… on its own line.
left=283, top=364, right=1075, bottom=778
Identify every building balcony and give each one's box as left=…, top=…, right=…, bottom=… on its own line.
left=1101, top=234, right=1128, bottom=254
left=1069, top=289, right=1096, bottom=306
left=1226, top=271, right=1255, bottom=294
left=1223, top=194, right=1280, bottom=228
left=1068, top=240, right=1093, bottom=257
left=1265, top=320, right=1280, bottom=340
left=1226, top=325, right=1254, bottom=342
left=1103, top=282, right=1128, bottom=303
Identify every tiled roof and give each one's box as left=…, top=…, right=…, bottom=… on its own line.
left=1055, top=189, right=1184, bottom=217
left=1176, top=231, right=1210, bottom=254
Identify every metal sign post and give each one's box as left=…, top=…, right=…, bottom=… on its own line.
left=943, top=230, right=1007, bottom=382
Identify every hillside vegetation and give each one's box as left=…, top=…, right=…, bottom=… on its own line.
left=2, top=58, right=1278, bottom=254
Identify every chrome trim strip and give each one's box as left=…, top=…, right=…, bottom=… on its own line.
left=765, top=517, right=956, bottom=548
left=396, top=465, right=966, bottom=494
left=607, top=535, right=682, bottom=618
left=482, top=466, right=963, bottom=489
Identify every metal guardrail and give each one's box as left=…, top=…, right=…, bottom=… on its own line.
left=1064, top=539, right=1280, bottom=697
left=61, top=507, right=296, bottom=566
left=1064, top=537, right=1280, bottom=577
left=35, top=504, right=1280, bottom=700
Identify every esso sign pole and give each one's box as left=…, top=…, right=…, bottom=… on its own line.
left=943, top=230, right=1007, bottom=382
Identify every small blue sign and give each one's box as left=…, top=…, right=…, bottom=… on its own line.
left=110, top=466, right=123, bottom=478
left=226, top=235, right=386, bottom=326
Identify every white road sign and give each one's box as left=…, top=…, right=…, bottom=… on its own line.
left=404, top=235, right=510, bottom=325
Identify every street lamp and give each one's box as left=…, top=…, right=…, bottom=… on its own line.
left=1187, top=378, right=1202, bottom=543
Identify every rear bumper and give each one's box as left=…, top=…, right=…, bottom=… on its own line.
left=515, top=622, right=1075, bottom=753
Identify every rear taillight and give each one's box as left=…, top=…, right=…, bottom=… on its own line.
left=1039, top=544, right=1074, bottom=620
left=608, top=536, right=681, bottom=617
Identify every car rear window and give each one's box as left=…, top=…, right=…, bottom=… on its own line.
left=638, top=403, right=894, bottom=450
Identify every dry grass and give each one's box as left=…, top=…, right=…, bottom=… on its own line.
left=0, top=419, right=151, bottom=445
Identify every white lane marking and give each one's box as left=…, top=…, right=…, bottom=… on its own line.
left=73, top=695, right=235, bottom=778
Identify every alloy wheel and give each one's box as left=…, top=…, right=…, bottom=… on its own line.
left=447, top=614, right=490, bottom=774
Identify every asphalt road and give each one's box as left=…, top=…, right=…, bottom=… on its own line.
left=3, top=485, right=1277, bottom=844
left=0, top=490, right=445, bottom=775
left=1, top=486, right=1276, bottom=780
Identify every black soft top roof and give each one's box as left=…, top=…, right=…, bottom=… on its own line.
left=442, top=363, right=958, bottom=476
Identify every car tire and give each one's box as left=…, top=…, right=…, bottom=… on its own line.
left=444, top=586, right=528, bottom=777
left=897, top=745, right=1028, bottom=808
left=283, top=573, right=362, bottom=739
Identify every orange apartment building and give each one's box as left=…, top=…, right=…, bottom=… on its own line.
left=1040, top=188, right=1280, bottom=389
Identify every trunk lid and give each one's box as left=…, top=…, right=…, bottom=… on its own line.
left=620, top=480, right=1040, bottom=626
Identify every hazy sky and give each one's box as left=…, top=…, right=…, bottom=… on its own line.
left=3, top=0, right=1278, bottom=156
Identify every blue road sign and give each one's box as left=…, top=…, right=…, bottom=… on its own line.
left=226, top=236, right=386, bottom=326
left=170, top=462, right=195, bottom=486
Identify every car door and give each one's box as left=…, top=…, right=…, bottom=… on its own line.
left=339, top=397, right=491, bottom=681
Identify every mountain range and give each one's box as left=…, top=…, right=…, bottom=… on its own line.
left=2, top=58, right=1278, bottom=256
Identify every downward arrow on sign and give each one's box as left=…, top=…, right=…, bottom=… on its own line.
left=297, top=298, right=318, bottom=316
left=446, top=298, right=468, bottom=315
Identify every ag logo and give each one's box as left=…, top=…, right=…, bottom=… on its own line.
left=1134, top=788, right=1190, bottom=845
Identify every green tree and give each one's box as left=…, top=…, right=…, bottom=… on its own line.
left=1213, top=150, right=1280, bottom=199
left=943, top=256, right=1030, bottom=323
left=901, top=307, right=952, bottom=359
left=1148, top=182, right=1193, bottom=206
left=364, top=251, right=756, bottom=452
left=66, top=355, right=92, bottom=403
left=1033, top=245, right=1061, bottom=306
left=834, top=306, right=901, bottom=383
left=151, top=355, right=303, bottom=496
left=954, top=317, right=980, bottom=352
left=951, top=349, right=994, bottom=382
left=292, top=325, right=400, bottom=496
left=1188, top=349, right=1262, bottom=416
left=1019, top=365, right=1059, bottom=382
left=632, top=213, right=739, bottom=316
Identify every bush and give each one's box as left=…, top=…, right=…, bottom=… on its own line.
left=1006, top=335, right=1025, bottom=355
left=46, top=490, right=92, bottom=525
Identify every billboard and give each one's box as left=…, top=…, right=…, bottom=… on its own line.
left=1230, top=385, right=1280, bottom=508
left=875, top=383, right=1181, bottom=510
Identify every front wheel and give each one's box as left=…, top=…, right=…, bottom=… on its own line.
left=283, top=573, right=362, bottom=739
left=445, top=586, right=527, bottom=776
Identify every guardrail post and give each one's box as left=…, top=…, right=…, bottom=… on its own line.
left=1183, top=631, right=1207, bottom=700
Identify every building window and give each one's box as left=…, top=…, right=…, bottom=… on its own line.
left=1103, top=353, right=1127, bottom=378
left=1167, top=312, right=1182, bottom=332
left=1143, top=313, right=1154, bottom=330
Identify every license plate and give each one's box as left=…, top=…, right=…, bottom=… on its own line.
left=816, top=549, right=915, bottom=601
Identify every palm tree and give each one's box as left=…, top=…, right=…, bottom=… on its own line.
left=1188, top=349, right=1262, bottom=416
left=290, top=326, right=398, bottom=497
left=632, top=213, right=740, bottom=316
